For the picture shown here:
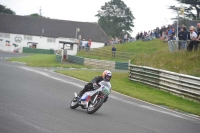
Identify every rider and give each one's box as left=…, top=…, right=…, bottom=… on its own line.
left=78, top=70, right=112, bottom=102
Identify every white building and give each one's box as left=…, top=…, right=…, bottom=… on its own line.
left=0, top=14, right=109, bottom=55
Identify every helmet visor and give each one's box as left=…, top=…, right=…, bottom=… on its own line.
left=105, top=75, right=111, bottom=81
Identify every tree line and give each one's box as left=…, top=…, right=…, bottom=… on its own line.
left=1, top=0, right=199, bottom=38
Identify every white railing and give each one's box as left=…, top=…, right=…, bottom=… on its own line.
left=168, top=40, right=200, bottom=52
left=129, top=64, right=200, bottom=102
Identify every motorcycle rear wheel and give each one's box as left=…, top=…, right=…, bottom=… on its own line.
left=87, top=97, right=104, bottom=114
left=70, top=97, right=79, bottom=109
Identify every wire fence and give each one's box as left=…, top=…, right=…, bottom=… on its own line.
left=167, top=40, right=200, bottom=52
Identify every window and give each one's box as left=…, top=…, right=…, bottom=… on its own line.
left=24, top=35, right=32, bottom=40
left=47, top=38, right=56, bottom=43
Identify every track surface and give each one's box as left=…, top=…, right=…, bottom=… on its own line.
left=0, top=51, right=200, bottom=133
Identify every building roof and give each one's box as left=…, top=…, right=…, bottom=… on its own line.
left=0, top=14, right=109, bottom=43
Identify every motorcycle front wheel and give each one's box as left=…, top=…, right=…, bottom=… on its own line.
left=70, top=97, right=79, bottom=109
left=87, top=97, right=104, bottom=114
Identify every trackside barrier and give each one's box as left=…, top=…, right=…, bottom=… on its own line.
left=23, top=47, right=54, bottom=54
left=56, top=54, right=62, bottom=62
left=67, top=55, right=128, bottom=70
left=129, top=64, right=200, bottom=102
left=68, top=55, right=84, bottom=65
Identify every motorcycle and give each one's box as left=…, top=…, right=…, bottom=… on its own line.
left=70, top=80, right=111, bottom=114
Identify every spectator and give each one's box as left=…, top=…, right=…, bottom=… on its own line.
left=168, top=26, right=173, bottom=40
left=124, top=33, right=128, bottom=42
left=178, top=27, right=187, bottom=50
left=85, top=41, right=88, bottom=51
left=187, top=26, right=198, bottom=51
left=195, top=23, right=200, bottom=48
left=81, top=39, right=86, bottom=50
left=112, top=45, right=116, bottom=57
left=156, top=27, right=160, bottom=38
left=88, top=39, right=92, bottom=50
left=168, top=28, right=175, bottom=41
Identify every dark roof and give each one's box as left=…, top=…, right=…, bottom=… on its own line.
left=0, top=14, right=109, bottom=43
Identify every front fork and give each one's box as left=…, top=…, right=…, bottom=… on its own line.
left=91, top=93, right=105, bottom=105
left=92, top=95, right=98, bottom=104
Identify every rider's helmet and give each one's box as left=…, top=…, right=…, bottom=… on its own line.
left=102, top=70, right=112, bottom=82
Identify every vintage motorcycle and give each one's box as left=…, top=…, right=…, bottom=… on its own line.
left=70, top=81, right=111, bottom=114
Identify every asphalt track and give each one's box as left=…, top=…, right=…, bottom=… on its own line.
left=0, top=51, right=200, bottom=133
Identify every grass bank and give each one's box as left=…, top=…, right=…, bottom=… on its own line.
left=56, top=70, right=200, bottom=116
left=78, top=39, right=200, bottom=77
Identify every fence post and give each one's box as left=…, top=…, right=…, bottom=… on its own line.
left=128, top=60, right=131, bottom=70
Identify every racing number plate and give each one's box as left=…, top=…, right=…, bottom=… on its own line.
left=102, top=86, right=110, bottom=95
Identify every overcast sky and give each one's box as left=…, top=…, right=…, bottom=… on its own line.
left=1, top=0, right=179, bottom=37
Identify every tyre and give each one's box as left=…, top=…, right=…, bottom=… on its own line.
left=87, top=97, right=104, bottom=114
left=70, top=97, right=79, bottom=109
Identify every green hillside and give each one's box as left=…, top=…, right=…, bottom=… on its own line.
left=78, top=39, right=200, bottom=77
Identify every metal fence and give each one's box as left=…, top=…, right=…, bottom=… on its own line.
left=129, top=64, right=200, bottom=102
left=168, top=40, right=200, bottom=52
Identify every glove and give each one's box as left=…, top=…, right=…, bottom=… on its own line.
left=93, top=83, right=99, bottom=89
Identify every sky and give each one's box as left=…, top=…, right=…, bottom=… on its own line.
left=1, top=0, right=179, bottom=37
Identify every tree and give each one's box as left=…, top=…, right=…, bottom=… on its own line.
left=29, top=13, right=43, bottom=17
left=96, top=0, right=135, bottom=38
left=0, top=4, right=16, bottom=14
left=27, top=8, right=50, bottom=18
left=169, top=0, right=200, bottom=20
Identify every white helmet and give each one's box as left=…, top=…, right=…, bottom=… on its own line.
left=102, top=70, right=112, bottom=82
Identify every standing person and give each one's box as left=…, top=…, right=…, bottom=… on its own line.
left=81, top=39, right=85, bottom=50
left=124, top=33, right=128, bottom=42
left=187, top=26, right=198, bottom=51
left=88, top=39, right=92, bottom=50
left=168, top=26, right=173, bottom=41
left=112, top=45, right=116, bottom=57
left=195, top=23, right=200, bottom=48
left=178, top=27, right=187, bottom=50
left=156, top=27, right=160, bottom=38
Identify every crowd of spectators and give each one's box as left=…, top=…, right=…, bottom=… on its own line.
left=135, top=22, right=200, bottom=51
left=79, top=39, right=92, bottom=51
left=80, top=23, right=199, bottom=59
left=109, top=34, right=136, bottom=45
left=135, top=25, right=177, bottom=41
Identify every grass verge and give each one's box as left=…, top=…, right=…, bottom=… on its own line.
left=55, top=69, right=200, bottom=116
left=7, top=54, right=91, bottom=68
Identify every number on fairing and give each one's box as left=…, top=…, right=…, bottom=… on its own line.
left=102, top=86, right=110, bottom=95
